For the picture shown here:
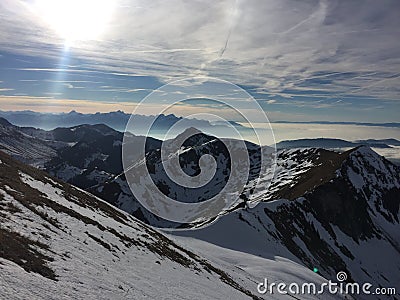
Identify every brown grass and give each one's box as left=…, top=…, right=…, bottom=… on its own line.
left=275, top=148, right=354, bottom=200
left=0, top=227, right=57, bottom=280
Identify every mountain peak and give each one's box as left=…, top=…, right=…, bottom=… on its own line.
left=180, top=126, right=202, bottom=136
left=350, top=145, right=379, bottom=157
left=170, top=127, right=202, bottom=142
left=67, top=110, right=80, bottom=115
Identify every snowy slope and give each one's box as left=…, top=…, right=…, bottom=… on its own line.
left=167, top=235, right=343, bottom=300
left=0, top=151, right=333, bottom=300
left=2, top=120, right=399, bottom=298
left=175, top=146, right=400, bottom=299
left=0, top=121, right=57, bottom=167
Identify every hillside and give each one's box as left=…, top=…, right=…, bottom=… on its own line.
left=1, top=151, right=340, bottom=299
left=176, top=146, right=400, bottom=296
left=0, top=151, right=258, bottom=299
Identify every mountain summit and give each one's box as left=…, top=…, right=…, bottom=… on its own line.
left=178, top=146, right=400, bottom=290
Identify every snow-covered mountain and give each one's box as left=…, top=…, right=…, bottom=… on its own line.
left=0, top=117, right=132, bottom=168
left=0, top=118, right=173, bottom=226
left=175, top=146, right=400, bottom=297
left=1, top=117, right=400, bottom=297
left=0, top=151, right=336, bottom=300
left=0, top=118, right=58, bottom=167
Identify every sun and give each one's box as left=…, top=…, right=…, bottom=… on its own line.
left=34, top=0, right=116, bottom=43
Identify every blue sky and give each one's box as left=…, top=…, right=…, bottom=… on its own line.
left=0, top=0, right=399, bottom=123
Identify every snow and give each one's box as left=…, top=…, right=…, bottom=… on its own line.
left=0, top=162, right=295, bottom=299
left=346, top=167, right=365, bottom=190
left=0, top=125, right=57, bottom=167
left=169, top=146, right=400, bottom=297
left=2, top=127, right=399, bottom=299
left=168, top=235, right=343, bottom=300
left=245, top=148, right=316, bottom=204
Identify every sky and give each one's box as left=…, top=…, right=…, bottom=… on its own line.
left=0, top=0, right=399, bottom=124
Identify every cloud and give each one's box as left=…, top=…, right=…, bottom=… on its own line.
left=63, top=83, right=73, bottom=89
left=0, top=0, right=399, bottom=104
left=271, top=123, right=400, bottom=143
left=0, top=95, right=135, bottom=113
left=94, top=86, right=152, bottom=93
left=62, top=83, right=84, bottom=89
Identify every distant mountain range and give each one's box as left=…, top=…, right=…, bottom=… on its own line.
left=276, top=137, right=400, bottom=149
left=354, top=138, right=400, bottom=146
left=274, top=120, right=400, bottom=128
left=0, top=110, right=241, bottom=132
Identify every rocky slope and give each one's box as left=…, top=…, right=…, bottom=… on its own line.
left=0, top=118, right=58, bottom=167
left=176, top=146, right=400, bottom=298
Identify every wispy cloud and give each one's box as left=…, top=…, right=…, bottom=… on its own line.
left=0, top=0, right=399, bottom=116
left=0, top=95, right=135, bottom=113
left=62, top=83, right=85, bottom=89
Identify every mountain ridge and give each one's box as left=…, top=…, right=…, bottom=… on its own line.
left=274, top=120, right=400, bottom=128
left=276, top=137, right=397, bottom=149
left=175, top=146, right=400, bottom=295
left=0, top=110, right=238, bottom=132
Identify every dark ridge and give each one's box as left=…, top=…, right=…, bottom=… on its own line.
left=0, top=117, right=12, bottom=127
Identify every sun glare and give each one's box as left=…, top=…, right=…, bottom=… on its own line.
left=34, top=0, right=116, bottom=44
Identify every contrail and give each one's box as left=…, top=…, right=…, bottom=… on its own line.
left=220, top=0, right=239, bottom=57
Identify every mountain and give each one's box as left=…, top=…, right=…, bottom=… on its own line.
left=0, top=110, right=135, bottom=130
left=0, top=117, right=12, bottom=127
left=0, top=118, right=256, bottom=227
left=1, top=118, right=400, bottom=298
left=2, top=117, right=399, bottom=226
left=276, top=138, right=394, bottom=149
left=0, top=117, right=126, bottom=168
left=356, top=138, right=400, bottom=147
left=1, top=118, right=325, bottom=228
left=45, top=126, right=265, bottom=228
left=0, top=117, right=172, bottom=227
left=0, top=117, right=58, bottom=167
left=0, top=110, right=233, bottom=132
left=274, top=120, right=400, bottom=129
left=0, top=151, right=335, bottom=300
left=176, top=146, right=400, bottom=295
